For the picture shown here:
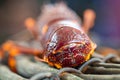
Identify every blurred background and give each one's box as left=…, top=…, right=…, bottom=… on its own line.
left=0, top=0, right=120, bottom=48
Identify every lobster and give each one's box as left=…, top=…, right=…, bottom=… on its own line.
left=25, top=2, right=96, bottom=68
left=2, top=2, right=96, bottom=70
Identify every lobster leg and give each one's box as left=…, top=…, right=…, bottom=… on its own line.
left=24, top=17, right=39, bottom=39
left=1, top=40, right=44, bottom=72
left=82, top=9, right=96, bottom=34
left=2, top=40, right=43, bottom=56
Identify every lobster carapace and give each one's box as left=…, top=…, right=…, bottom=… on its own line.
left=26, top=3, right=96, bottom=68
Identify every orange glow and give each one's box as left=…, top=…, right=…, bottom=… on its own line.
left=9, top=48, right=20, bottom=57
left=42, top=25, right=48, bottom=35
left=25, top=17, right=35, bottom=29
left=8, top=56, right=17, bottom=72
left=6, top=45, right=19, bottom=72
left=2, top=41, right=20, bottom=72
left=2, top=41, right=20, bottom=57
left=7, top=47, right=19, bottom=72
left=83, top=9, right=96, bottom=33
left=0, top=49, right=3, bottom=60
left=2, top=41, right=14, bottom=51
left=2, top=40, right=42, bottom=71
left=2, top=41, right=42, bottom=56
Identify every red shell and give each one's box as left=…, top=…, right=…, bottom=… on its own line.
left=43, top=25, right=93, bottom=68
